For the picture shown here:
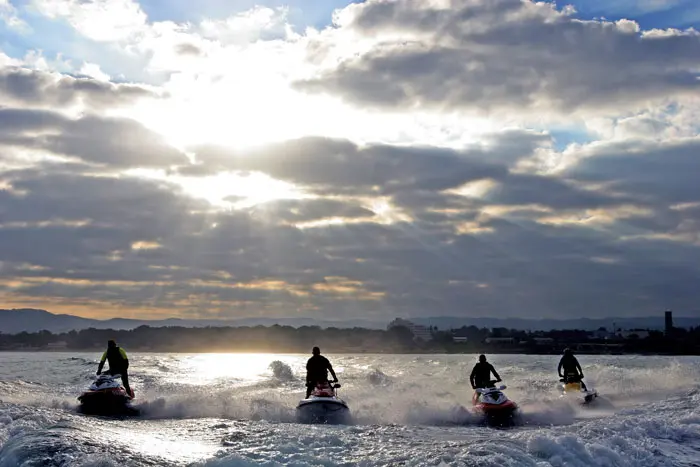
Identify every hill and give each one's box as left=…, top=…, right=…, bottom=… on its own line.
left=2, top=308, right=699, bottom=334
left=0, top=308, right=385, bottom=333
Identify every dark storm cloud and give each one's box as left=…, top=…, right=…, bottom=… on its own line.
left=565, top=138, right=700, bottom=205
left=0, top=66, right=157, bottom=108
left=187, top=136, right=514, bottom=195
left=2, top=130, right=700, bottom=318
left=0, top=170, right=211, bottom=275
left=295, top=0, right=700, bottom=114
left=0, top=108, right=189, bottom=168
left=247, top=198, right=375, bottom=223
left=482, top=173, right=631, bottom=210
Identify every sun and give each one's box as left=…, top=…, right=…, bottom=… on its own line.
left=173, top=171, right=309, bottom=207
left=125, top=71, right=321, bottom=151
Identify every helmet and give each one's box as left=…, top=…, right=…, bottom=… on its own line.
left=478, top=354, right=486, bottom=363
left=312, top=346, right=320, bottom=355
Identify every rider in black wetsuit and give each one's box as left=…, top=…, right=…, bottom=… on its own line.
left=96, top=339, right=133, bottom=397
left=470, top=354, right=502, bottom=389
left=305, top=346, right=338, bottom=398
left=558, top=348, right=587, bottom=390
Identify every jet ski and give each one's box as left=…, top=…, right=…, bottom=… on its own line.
left=296, top=381, right=350, bottom=424
left=559, top=376, right=598, bottom=404
left=471, top=381, right=518, bottom=425
left=78, top=373, right=137, bottom=415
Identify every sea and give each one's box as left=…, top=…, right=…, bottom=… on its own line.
left=0, top=352, right=698, bottom=466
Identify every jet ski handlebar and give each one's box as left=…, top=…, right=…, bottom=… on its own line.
left=98, top=372, right=122, bottom=378
left=475, top=381, right=507, bottom=394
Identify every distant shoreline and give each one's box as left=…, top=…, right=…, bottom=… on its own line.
left=2, top=320, right=698, bottom=356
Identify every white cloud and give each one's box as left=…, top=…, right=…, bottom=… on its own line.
left=199, top=6, right=293, bottom=44
left=32, top=0, right=147, bottom=42
left=79, top=62, right=110, bottom=81
left=0, top=0, right=28, bottom=31
left=295, top=0, right=700, bottom=120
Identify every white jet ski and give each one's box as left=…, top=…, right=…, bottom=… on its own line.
left=296, top=381, right=350, bottom=424
left=559, top=376, right=598, bottom=404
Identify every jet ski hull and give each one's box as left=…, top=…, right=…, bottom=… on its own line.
left=560, top=382, right=598, bottom=405
left=471, top=387, right=519, bottom=426
left=78, top=389, right=137, bottom=415
left=472, top=401, right=519, bottom=425
left=296, top=397, right=350, bottom=424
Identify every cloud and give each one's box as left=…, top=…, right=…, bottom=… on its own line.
left=0, top=108, right=188, bottom=168
left=33, top=0, right=147, bottom=42
left=174, top=43, right=203, bottom=57
left=246, top=198, right=376, bottom=224
left=198, top=6, right=292, bottom=44
left=295, top=0, right=700, bottom=117
left=2, top=138, right=700, bottom=319
left=2, top=0, right=700, bottom=321
left=186, top=136, right=511, bottom=195
left=565, top=137, right=700, bottom=205
left=0, top=0, right=28, bottom=31
left=0, top=66, right=157, bottom=108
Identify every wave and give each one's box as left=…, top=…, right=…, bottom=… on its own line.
left=2, top=353, right=700, bottom=466
left=366, top=368, right=392, bottom=386
left=268, top=361, right=295, bottom=381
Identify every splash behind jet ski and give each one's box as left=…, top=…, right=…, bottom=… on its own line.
left=471, top=381, right=518, bottom=426
left=559, top=376, right=598, bottom=404
left=78, top=373, right=137, bottom=415
left=296, top=381, right=350, bottom=424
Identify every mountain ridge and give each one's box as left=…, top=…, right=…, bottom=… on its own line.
left=1, top=308, right=698, bottom=334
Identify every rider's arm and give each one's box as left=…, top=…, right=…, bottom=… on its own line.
left=557, top=358, right=563, bottom=377
left=119, top=348, right=129, bottom=368
left=469, top=366, right=477, bottom=388
left=575, top=358, right=583, bottom=376
left=96, top=351, right=107, bottom=374
left=490, top=364, right=502, bottom=382
left=326, top=358, right=338, bottom=382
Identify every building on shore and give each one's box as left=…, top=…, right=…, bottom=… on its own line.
left=485, top=337, right=516, bottom=345
left=617, top=330, right=650, bottom=340
left=387, top=318, right=434, bottom=341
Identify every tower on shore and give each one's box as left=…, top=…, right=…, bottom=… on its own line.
left=665, top=310, right=673, bottom=335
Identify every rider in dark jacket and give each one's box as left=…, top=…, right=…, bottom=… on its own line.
left=305, top=346, right=338, bottom=398
left=558, top=348, right=587, bottom=390
left=470, top=354, right=502, bottom=389
left=96, top=339, right=133, bottom=397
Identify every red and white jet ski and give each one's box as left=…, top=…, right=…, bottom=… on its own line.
left=78, top=373, right=137, bottom=415
left=296, top=381, right=350, bottom=424
left=471, top=381, right=518, bottom=425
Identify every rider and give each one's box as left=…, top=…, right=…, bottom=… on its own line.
left=305, top=346, right=338, bottom=398
left=96, top=339, right=133, bottom=397
left=558, top=348, right=587, bottom=390
left=470, top=354, right=502, bottom=389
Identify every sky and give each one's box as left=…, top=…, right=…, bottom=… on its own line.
left=1, top=0, right=700, bottom=322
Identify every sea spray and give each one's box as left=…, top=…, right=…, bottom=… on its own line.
left=268, top=361, right=295, bottom=381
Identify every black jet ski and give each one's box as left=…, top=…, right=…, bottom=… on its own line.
left=296, top=381, right=350, bottom=424
left=78, top=373, right=137, bottom=415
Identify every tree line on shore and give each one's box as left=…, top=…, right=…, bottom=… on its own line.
left=0, top=324, right=699, bottom=354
